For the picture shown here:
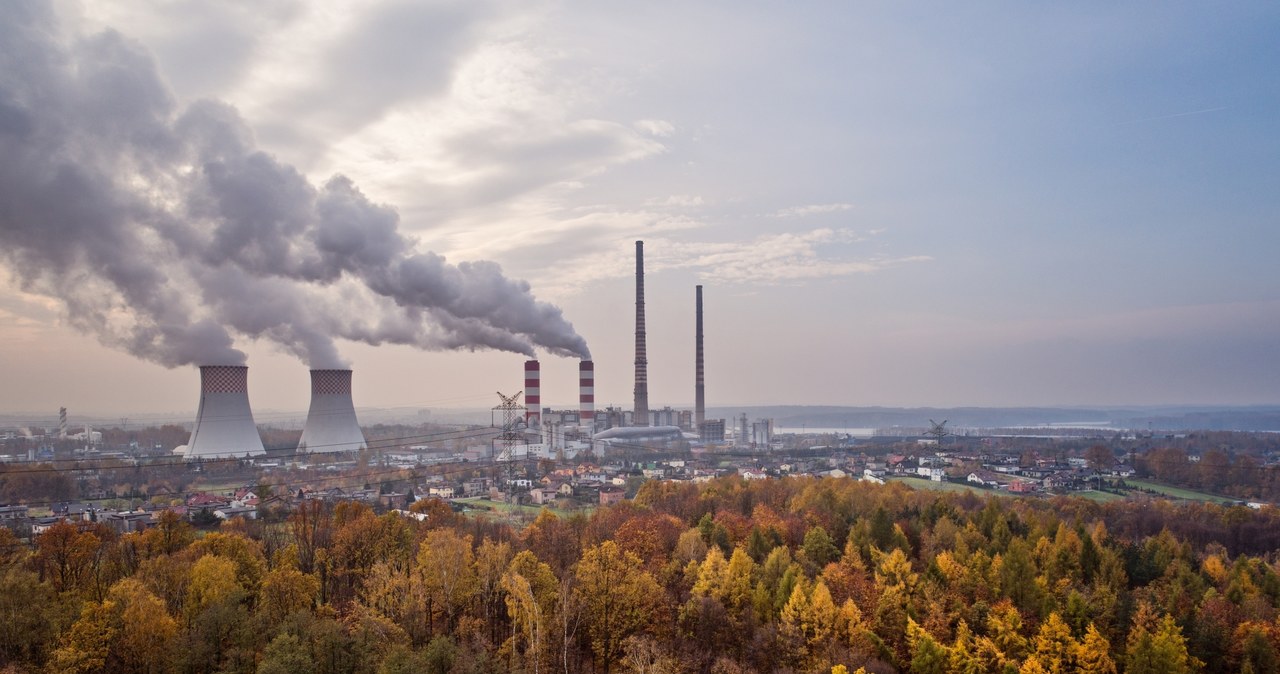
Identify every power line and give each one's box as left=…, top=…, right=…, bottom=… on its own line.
left=0, top=427, right=504, bottom=476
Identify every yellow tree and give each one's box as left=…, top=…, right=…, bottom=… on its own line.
left=46, top=600, right=115, bottom=674
left=476, top=538, right=514, bottom=646
left=111, top=578, right=177, bottom=674
left=504, top=550, right=560, bottom=674
left=361, top=560, right=423, bottom=643
left=805, top=580, right=840, bottom=652
left=1023, top=612, right=1077, bottom=674
left=780, top=577, right=812, bottom=633
left=185, top=554, right=244, bottom=623
left=949, top=620, right=983, bottom=674
left=906, top=617, right=949, bottom=674
left=873, top=547, right=918, bottom=664
left=1073, top=624, right=1116, bottom=674
left=257, top=563, right=319, bottom=624
left=575, top=540, right=663, bottom=674
left=415, top=528, right=477, bottom=635
left=837, top=598, right=876, bottom=657
left=723, top=548, right=756, bottom=612
left=35, top=520, right=100, bottom=594
left=986, top=600, right=1029, bottom=662
left=1125, top=613, right=1200, bottom=674
left=691, top=546, right=729, bottom=602
left=188, top=531, right=266, bottom=595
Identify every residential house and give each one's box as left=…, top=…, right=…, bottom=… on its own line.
left=967, top=470, right=1015, bottom=489
left=214, top=506, right=258, bottom=521
left=917, top=466, right=945, bottom=482
left=599, top=486, right=625, bottom=506
left=1008, top=480, right=1038, bottom=494
left=531, top=488, right=559, bottom=506
left=0, top=505, right=29, bottom=521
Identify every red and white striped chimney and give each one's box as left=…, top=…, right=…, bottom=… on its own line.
left=524, top=360, right=540, bottom=428
left=579, top=360, right=594, bottom=425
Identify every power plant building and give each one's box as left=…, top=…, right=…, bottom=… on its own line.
left=698, top=419, right=726, bottom=444
left=297, top=369, right=367, bottom=454
left=182, top=366, right=266, bottom=459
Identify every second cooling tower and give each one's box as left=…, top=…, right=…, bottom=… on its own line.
left=297, top=369, right=367, bottom=454
left=185, top=365, right=267, bottom=459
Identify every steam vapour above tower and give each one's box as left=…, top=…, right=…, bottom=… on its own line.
left=0, top=7, right=588, bottom=369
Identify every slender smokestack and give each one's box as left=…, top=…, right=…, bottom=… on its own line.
left=298, top=369, right=366, bottom=454
left=695, top=285, right=705, bottom=427
left=185, top=365, right=266, bottom=458
left=524, top=360, right=541, bottom=429
left=634, top=241, right=649, bottom=426
left=579, top=360, right=595, bottom=427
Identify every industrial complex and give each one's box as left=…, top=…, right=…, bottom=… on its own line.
left=162, top=240, right=774, bottom=461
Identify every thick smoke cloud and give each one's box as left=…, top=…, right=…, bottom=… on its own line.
left=0, top=4, right=589, bottom=368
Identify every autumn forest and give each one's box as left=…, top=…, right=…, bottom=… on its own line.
left=5, top=476, right=1280, bottom=673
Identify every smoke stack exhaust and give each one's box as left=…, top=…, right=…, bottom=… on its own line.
left=185, top=366, right=266, bottom=458
left=524, top=360, right=541, bottom=429
left=633, top=241, right=649, bottom=426
left=579, top=360, right=595, bottom=426
left=695, top=285, right=705, bottom=427
left=298, top=369, right=367, bottom=454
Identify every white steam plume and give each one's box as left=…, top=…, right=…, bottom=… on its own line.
left=0, top=4, right=589, bottom=368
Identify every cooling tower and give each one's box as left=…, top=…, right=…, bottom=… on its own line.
left=634, top=240, right=649, bottom=426
left=297, top=369, right=367, bottom=454
left=524, top=360, right=541, bottom=429
left=185, top=366, right=266, bottom=459
left=579, top=360, right=595, bottom=426
left=695, top=285, right=705, bottom=427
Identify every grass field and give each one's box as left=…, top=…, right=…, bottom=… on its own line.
left=1119, top=479, right=1226, bottom=503
left=455, top=497, right=593, bottom=524
left=1074, top=489, right=1127, bottom=503
left=890, top=476, right=990, bottom=496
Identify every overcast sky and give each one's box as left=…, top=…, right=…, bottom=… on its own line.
left=2, top=1, right=1279, bottom=419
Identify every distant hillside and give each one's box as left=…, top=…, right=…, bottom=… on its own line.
left=705, top=405, right=1280, bottom=432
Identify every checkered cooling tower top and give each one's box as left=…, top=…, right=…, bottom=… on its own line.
left=311, top=369, right=352, bottom=395
left=200, top=366, right=248, bottom=393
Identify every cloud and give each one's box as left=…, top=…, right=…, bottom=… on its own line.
left=535, top=227, right=930, bottom=296
left=684, top=231, right=930, bottom=284
left=634, top=119, right=675, bottom=137
left=0, top=6, right=591, bottom=367
left=646, top=194, right=705, bottom=208
left=773, top=203, right=855, bottom=218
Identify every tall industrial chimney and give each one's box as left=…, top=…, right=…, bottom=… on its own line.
left=297, top=369, right=367, bottom=454
left=695, top=285, right=705, bottom=427
left=633, top=240, right=649, bottom=426
left=579, top=360, right=595, bottom=427
left=185, top=366, right=266, bottom=458
left=524, top=360, right=541, bottom=429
